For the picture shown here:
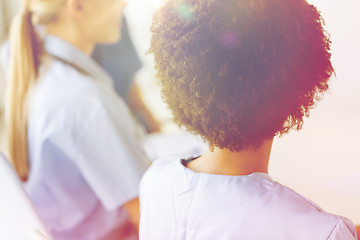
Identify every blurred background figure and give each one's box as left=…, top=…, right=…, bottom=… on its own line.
left=1, top=0, right=148, bottom=239
left=0, top=0, right=359, bottom=237
left=93, top=18, right=161, bottom=134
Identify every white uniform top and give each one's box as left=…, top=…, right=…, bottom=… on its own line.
left=19, top=35, right=147, bottom=239
left=139, top=157, right=357, bottom=240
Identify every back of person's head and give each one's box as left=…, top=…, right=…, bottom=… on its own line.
left=150, top=0, right=334, bottom=152
left=5, top=0, right=67, bottom=181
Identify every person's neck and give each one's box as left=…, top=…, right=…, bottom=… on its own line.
left=187, top=139, right=273, bottom=176
left=46, top=24, right=94, bottom=55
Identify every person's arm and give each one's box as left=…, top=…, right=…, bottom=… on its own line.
left=123, top=197, right=140, bottom=227
left=46, top=94, right=148, bottom=214
left=128, top=80, right=161, bottom=133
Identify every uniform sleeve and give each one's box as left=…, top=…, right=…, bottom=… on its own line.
left=47, top=95, right=148, bottom=211
left=328, top=217, right=357, bottom=240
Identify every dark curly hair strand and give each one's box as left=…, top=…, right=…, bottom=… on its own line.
left=150, top=0, right=334, bottom=151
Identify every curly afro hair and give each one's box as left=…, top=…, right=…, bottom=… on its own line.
left=150, top=0, right=334, bottom=151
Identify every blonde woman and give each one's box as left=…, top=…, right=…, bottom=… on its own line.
left=3, top=0, right=148, bottom=239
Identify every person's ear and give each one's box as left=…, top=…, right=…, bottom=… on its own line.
left=66, top=0, right=84, bottom=17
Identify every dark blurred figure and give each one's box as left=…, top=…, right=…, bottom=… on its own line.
left=93, top=18, right=161, bottom=133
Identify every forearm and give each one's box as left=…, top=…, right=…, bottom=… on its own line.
left=128, top=81, right=161, bottom=133
left=123, top=197, right=140, bottom=227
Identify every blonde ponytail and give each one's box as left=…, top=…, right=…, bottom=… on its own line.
left=5, top=3, right=42, bottom=181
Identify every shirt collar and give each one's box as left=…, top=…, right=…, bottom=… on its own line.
left=43, top=35, right=114, bottom=86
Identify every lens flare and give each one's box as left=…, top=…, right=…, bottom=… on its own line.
left=175, top=3, right=195, bottom=21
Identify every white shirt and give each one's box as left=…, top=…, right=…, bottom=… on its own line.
left=139, top=157, right=357, bottom=240
left=22, top=36, right=148, bottom=239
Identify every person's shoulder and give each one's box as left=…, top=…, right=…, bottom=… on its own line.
left=327, top=217, right=357, bottom=240
left=207, top=175, right=356, bottom=239
left=30, top=57, right=108, bottom=130
left=35, top=56, right=102, bottom=108
left=258, top=180, right=357, bottom=239
left=199, top=174, right=356, bottom=239
left=41, top=56, right=98, bottom=94
left=142, top=157, right=180, bottom=180
left=140, top=156, right=181, bottom=192
left=265, top=180, right=330, bottom=216
left=265, top=180, right=325, bottom=212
